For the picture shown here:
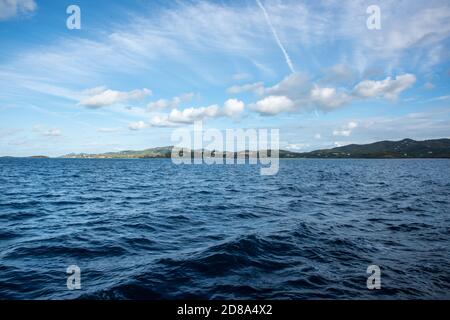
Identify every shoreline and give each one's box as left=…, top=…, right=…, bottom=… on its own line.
left=2, top=157, right=450, bottom=160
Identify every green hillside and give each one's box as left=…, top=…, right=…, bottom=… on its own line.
left=60, top=139, right=450, bottom=159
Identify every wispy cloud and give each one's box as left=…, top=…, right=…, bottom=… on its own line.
left=353, top=74, right=417, bottom=100
left=33, top=125, right=62, bottom=137
left=256, top=0, right=295, bottom=73
left=147, top=93, right=194, bottom=111
left=79, top=87, right=152, bottom=108
left=333, top=122, right=358, bottom=137
left=0, top=0, right=36, bottom=21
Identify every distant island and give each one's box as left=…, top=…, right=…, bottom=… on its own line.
left=58, top=138, right=450, bottom=159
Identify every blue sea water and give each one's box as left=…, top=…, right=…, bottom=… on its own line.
left=0, top=158, right=449, bottom=300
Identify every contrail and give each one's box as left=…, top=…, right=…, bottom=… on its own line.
left=256, top=0, right=295, bottom=73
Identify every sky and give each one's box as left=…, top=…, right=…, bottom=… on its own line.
left=0, top=0, right=449, bottom=157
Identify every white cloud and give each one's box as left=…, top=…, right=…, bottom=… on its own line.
left=266, top=73, right=309, bottom=99
left=381, top=7, right=450, bottom=53
left=83, top=86, right=107, bottom=96
left=139, top=99, right=245, bottom=128
left=314, top=133, right=321, bottom=139
left=353, top=74, right=416, bottom=100
left=310, top=86, right=351, bottom=110
left=333, top=122, right=358, bottom=137
left=341, top=2, right=450, bottom=72
left=128, top=121, right=148, bottom=131
left=347, top=121, right=358, bottom=130
left=80, top=88, right=151, bottom=108
left=228, top=72, right=308, bottom=99
left=0, top=0, right=36, bottom=21
left=250, top=95, right=295, bottom=115
left=223, top=99, right=245, bottom=118
left=286, top=143, right=310, bottom=151
left=147, top=93, right=194, bottom=110
left=229, top=72, right=416, bottom=116
left=149, top=115, right=177, bottom=128
left=233, top=72, right=353, bottom=114
left=2, top=1, right=445, bottom=120
left=2, top=1, right=449, bottom=88
left=167, top=105, right=220, bottom=124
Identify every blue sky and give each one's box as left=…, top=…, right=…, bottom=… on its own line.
left=0, top=0, right=449, bottom=156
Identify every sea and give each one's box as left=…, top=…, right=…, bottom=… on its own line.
left=0, top=158, right=449, bottom=299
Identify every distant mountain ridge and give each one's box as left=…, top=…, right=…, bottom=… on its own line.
left=59, top=138, right=450, bottom=159
left=296, top=138, right=450, bottom=158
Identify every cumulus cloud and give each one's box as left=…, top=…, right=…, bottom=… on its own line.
left=250, top=95, right=295, bottom=115
left=128, top=121, right=148, bottom=131
left=79, top=87, right=151, bottom=108
left=0, top=0, right=36, bottom=21
left=149, top=115, right=177, bottom=128
left=144, top=105, right=222, bottom=129
left=132, top=99, right=246, bottom=130
left=167, top=105, right=220, bottom=124
left=147, top=93, right=194, bottom=110
left=333, top=121, right=358, bottom=137
left=223, top=98, right=245, bottom=118
left=229, top=71, right=416, bottom=116
left=353, top=74, right=416, bottom=100
left=310, top=86, right=351, bottom=111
